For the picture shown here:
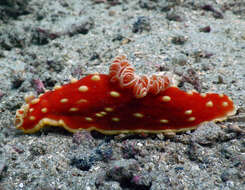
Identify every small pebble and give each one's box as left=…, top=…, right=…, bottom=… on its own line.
left=199, top=26, right=211, bottom=33
left=171, top=35, right=188, bottom=45
left=132, top=16, right=151, bottom=33
left=166, top=12, right=183, bottom=22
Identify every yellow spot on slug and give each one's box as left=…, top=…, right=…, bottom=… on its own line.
left=219, top=94, right=224, bottom=98
left=100, top=111, right=107, bottom=115
left=78, top=85, right=88, bottom=92
left=58, top=119, right=64, bottom=125
left=96, top=113, right=103, bottom=117
left=31, top=98, right=40, bottom=104
left=29, top=108, right=34, bottom=112
left=133, top=113, right=144, bottom=118
left=200, top=93, right=207, bottom=98
left=184, top=110, right=192, bottom=115
left=160, top=119, right=168, bottom=124
left=188, top=117, right=196, bottom=122
left=60, top=98, right=68, bottom=103
left=54, top=85, right=62, bottom=90
left=77, top=99, right=88, bottom=104
left=24, top=94, right=35, bottom=104
left=85, top=117, right=93, bottom=122
left=206, top=101, right=213, bottom=107
left=110, top=91, right=120, bottom=98
left=111, top=117, right=120, bottom=122
left=70, top=78, right=78, bottom=83
left=29, top=116, right=36, bottom=121
left=69, top=107, right=78, bottom=112
left=91, top=75, right=100, bottom=81
left=41, top=108, right=48, bottom=113
left=105, top=107, right=113, bottom=112
left=38, top=93, right=44, bottom=98
left=162, top=96, right=171, bottom=102
left=222, top=102, right=228, bottom=107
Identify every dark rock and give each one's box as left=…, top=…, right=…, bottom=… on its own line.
left=112, top=34, right=124, bottom=42
left=70, top=143, right=113, bottom=171
left=43, top=77, right=57, bottom=88
left=191, top=123, right=224, bottom=146
left=72, top=131, right=95, bottom=146
left=32, top=79, right=45, bottom=94
left=11, top=76, right=24, bottom=89
left=187, top=141, right=206, bottom=163
left=0, top=27, right=27, bottom=50
left=31, top=28, right=60, bottom=45
left=220, top=144, right=236, bottom=159
left=46, top=59, right=64, bottom=73
left=0, top=91, right=4, bottom=100
left=138, top=0, right=158, bottom=10
left=166, top=11, right=183, bottom=22
left=221, top=168, right=239, bottom=182
left=0, top=157, right=7, bottom=178
left=199, top=26, right=211, bottom=33
left=192, top=50, right=214, bottom=62
left=171, top=35, right=188, bottom=45
left=0, top=0, right=30, bottom=21
left=201, top=4, right=223, bottom=19
left=90, top=52, right=100, bottom=61
left=148, top=172, right=170, bottom=190
left=132, top=16, right=151, bottom=33
left=106, top=159, right=151, bottom=189
left=172, top=54, right=187, bottom=66
left=29, top=143, right=47, bottom=157
left=70, top=156, right=92, bottom=171
left=181, top=68, right=202, bottom=92
left=121, top=140, right=141, bottom=159
left=95, top=144, right=113, bottom=162
left=67, top=17, right=94, bottom=36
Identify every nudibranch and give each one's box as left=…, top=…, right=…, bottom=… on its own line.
left=15, top=55, right=236, bottom=135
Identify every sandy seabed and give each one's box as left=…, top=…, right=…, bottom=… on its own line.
left=0, top=0, right=245, bottom=189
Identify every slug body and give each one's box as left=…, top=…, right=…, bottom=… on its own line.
left=15, top=56, right=235, bottom=134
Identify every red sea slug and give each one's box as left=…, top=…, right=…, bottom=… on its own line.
left=15, top=56, right=236, bottom=135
